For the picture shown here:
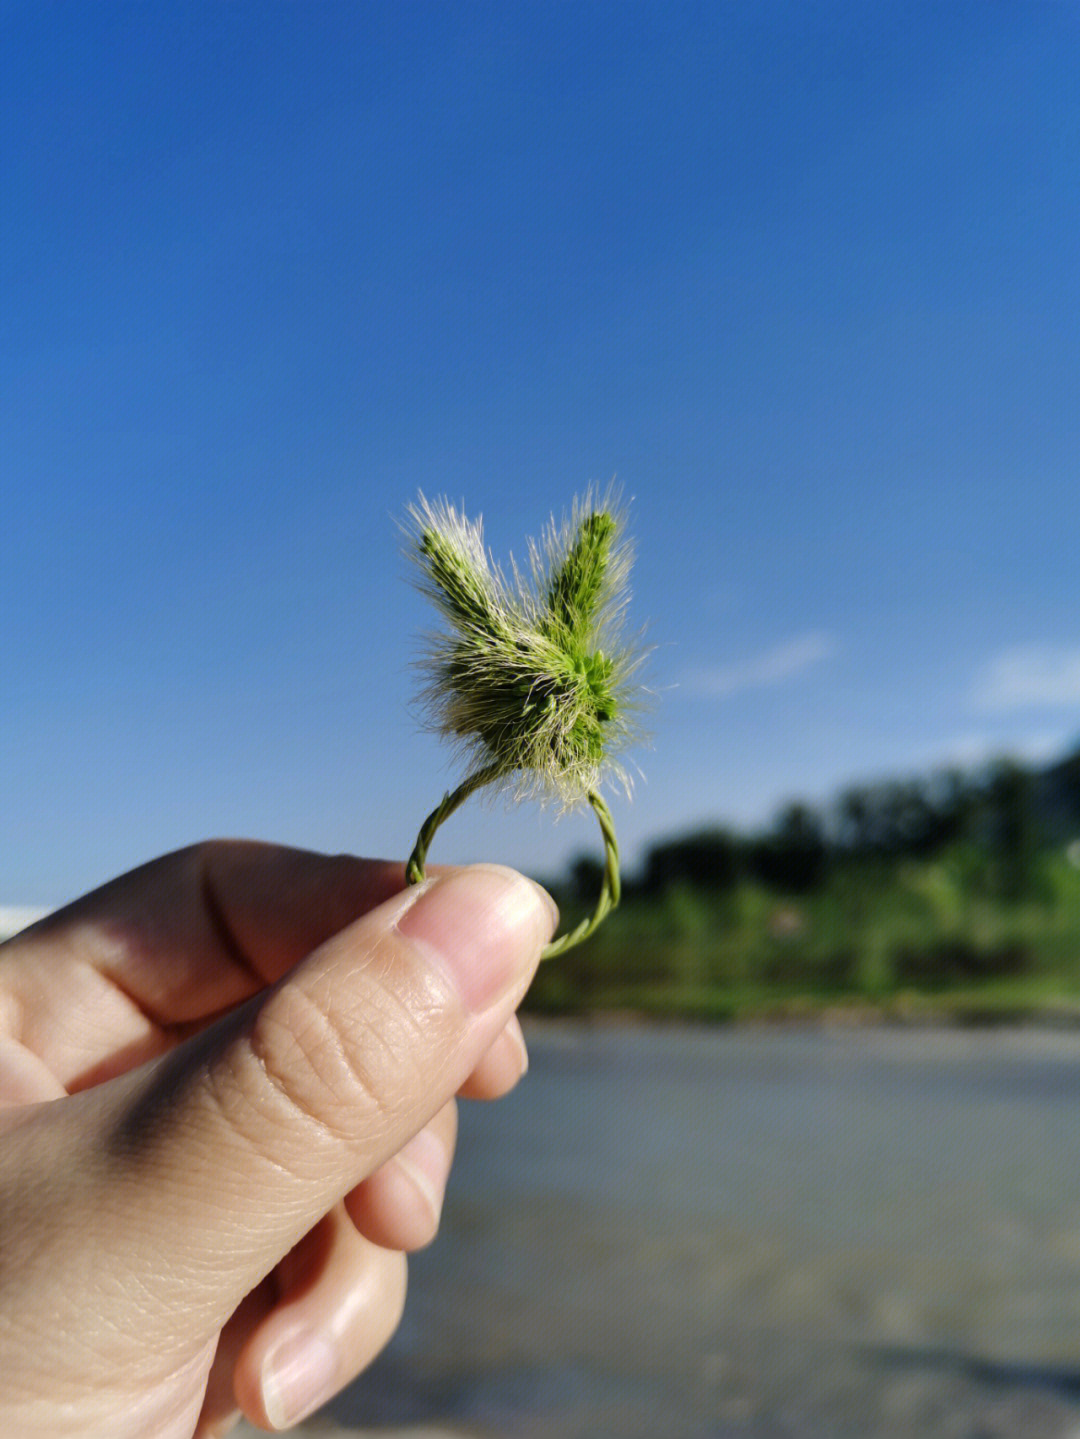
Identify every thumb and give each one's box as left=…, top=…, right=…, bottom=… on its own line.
left=30, top=865, right=555, bottom=1349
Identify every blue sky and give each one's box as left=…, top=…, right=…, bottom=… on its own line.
left=3, top=2, right=1080, bottom=907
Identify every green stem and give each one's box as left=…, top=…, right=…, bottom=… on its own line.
left=405, top=775, right=620, bottom=960
left=542, top=790, right=620, bottom=959
left=405, top=762, right=504, bottom=887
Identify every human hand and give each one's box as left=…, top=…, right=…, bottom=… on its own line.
left=0, top=841, right=555, bottom=1437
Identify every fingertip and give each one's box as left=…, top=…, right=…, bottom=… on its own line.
left=395, top=865, right=557, bottom=1012
left=234, top=1217, right=407, bottom=1432
left=345, top=1104, right=457, bottom=1252
left=457, top=1014, right=529, bottom=1100
left=506, top=1012, right=530, bottom=1077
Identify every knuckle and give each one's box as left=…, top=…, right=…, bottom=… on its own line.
left=250, top=988, right=386, bottom=1145
left=242, top=979, right=422, bottom=1157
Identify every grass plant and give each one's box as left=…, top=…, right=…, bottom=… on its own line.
left=403, top=492, right=646, bottom=958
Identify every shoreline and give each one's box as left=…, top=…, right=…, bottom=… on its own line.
left=521, top=991, right=1080, bottom=1031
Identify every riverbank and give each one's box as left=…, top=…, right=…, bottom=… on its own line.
left=525, top=978, right=1080, bottom=1029
left=528, top=841, right=1080, bottom=1028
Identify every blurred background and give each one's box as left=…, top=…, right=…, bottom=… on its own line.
left=5, top=4, right=1080, bottom=1436
left=5, top=0, right=1079, bottom=917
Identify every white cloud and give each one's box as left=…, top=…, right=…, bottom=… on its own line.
left=975, top=644, right=1080, bottom=711
left=0, top=906, right=50, bottom=942
left=684, top=631, right=837, bottom=699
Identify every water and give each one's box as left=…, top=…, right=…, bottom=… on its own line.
left=289, top=1023, right=1080, bottom=1437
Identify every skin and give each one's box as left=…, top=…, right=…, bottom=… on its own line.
left=0, top=841, right=556, bottom=1436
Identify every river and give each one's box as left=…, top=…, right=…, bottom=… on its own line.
left=242, top=1022, right=1080, bottom=1438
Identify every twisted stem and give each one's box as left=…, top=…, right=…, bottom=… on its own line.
left=405, top=762, right=504, bottom=887
left=405, top=772, right=620, bottom=960
left=542, top=789, right=620, bottom=959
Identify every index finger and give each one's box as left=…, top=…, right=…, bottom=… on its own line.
left=0, top=841, right=414, bottom=1088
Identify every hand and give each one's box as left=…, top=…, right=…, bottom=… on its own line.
left=0, top=841, right=556, bottom=1437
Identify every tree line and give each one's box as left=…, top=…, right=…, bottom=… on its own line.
left=562, top=745, right=1080, bottom=906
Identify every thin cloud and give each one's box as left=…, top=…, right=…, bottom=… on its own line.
left=920, top=730, right=1068, bottom=771
left=975, top=644, right=1080, bottom=710
left=685, top=631, right=838, bottom=699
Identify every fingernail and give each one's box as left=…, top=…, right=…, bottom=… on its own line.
left=397, top=865, right=558, bottom=1011
left=393, top=1124, right=449, bottom=1226
left=262, top=1330, right=338, bottom=1430
left=507, top=1016, right=530, bottom=1077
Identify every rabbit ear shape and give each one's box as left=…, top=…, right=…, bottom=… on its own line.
left=403, top=491, right=649, bottom=957
left=406, top=494, right=512, bottom=641
left=543, top=510, right=617, bottom=640
left=406, top=491, right=647, bottom=810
